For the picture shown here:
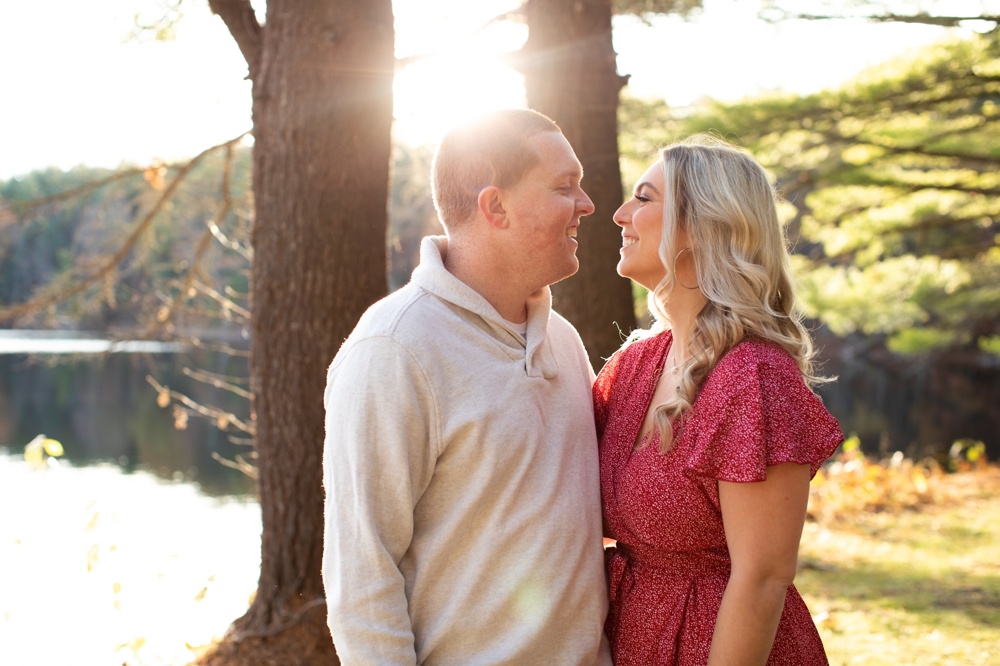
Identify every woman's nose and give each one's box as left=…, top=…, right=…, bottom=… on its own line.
left=613, top=202, right=629, bottom=227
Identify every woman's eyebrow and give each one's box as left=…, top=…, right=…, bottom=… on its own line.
left=635, top=180, right=660, bottom=194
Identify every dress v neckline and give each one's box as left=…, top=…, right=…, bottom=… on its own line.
left=628, top=332, right=673, bottom=455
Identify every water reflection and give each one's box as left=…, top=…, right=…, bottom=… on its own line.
left=0, top=331, right=255, bottom=497
left=0, top=454, right=260, bottom=665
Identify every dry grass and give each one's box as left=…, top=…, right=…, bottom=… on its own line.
left=798, top=443, right=1000, bottom=666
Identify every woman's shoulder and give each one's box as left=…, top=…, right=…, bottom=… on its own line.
left=716, top=337, right=799, bottom=377
left=699, top=338, right=802, bottom=400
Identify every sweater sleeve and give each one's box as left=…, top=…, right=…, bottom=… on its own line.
left=322, top=335, right=438, bottom=665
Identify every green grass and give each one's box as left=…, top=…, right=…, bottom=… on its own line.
left=797, top=466, right=1000, bottom=665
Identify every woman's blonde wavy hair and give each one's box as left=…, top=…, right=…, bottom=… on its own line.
left=644, top=135, right=824, bottom=452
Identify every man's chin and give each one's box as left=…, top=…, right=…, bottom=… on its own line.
left=549, top=260, right=580, bottom=286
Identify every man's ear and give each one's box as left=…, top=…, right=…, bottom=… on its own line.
left=477, top=186, right=508, bottom=229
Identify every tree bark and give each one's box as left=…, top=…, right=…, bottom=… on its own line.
left=519, top=0, right=636, bottom=368
left=204, top=0, right=394, bottom=663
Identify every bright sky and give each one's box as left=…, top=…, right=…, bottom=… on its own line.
left=0, top=0, right=985, bottom=180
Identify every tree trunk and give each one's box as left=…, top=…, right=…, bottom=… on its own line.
left=519, top=0, right=635, bottom=368
left=203, top=1, right=394, bottom=663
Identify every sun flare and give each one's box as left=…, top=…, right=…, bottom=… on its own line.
left=392, top=13, right=527, bottom=147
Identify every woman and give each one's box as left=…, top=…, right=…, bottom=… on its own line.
left=595, top=136, right=843, bottom=665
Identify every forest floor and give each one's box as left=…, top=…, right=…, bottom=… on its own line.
left=798, top=454, right=1000, bottom=666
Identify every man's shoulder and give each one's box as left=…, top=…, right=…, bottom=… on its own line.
left=547, top=308, right=594, bottom=363
left=349, top=282, right=435, bottom=338
left=547, top=308, right=577, bottom=336
left=330, top=284, right=440, bottom=377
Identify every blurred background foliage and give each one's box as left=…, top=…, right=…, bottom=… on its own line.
left=619, top=31, right=1000, bottom=355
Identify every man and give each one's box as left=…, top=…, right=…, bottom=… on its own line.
left=323, top=109, right=611, bottom=665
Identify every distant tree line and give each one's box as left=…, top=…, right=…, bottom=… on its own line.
left=0, top=141, right=440, bottom=339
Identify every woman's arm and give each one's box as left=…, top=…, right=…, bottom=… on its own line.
left=708, top=462, right=812, bottom=666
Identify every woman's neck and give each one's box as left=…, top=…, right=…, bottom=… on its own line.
left=665, top=292, right=707, bottom=365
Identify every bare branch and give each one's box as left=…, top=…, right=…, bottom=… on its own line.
left=396, top=8, right=523, bottom=71
left=191, top=281, right=251, bottom=321
left=152, top=143, right=237, bottom=333
left=207, top=0, right=262, bottom=79
left=209, top=217, right=253, bottom=260
left=2, top=167, right=147, bottom=216
left=147, top=373, right=255, bottom=434
left=186, top=337, right=251, bottom=357
left=211, top=451, right=258, bottom=479
left=183, top=366, right=252, bottom=399
left=227, top=597, right=328, bottom=643
left=0, top=133, right=249, bottom=324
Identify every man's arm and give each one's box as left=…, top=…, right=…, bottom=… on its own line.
left=322, top=335, right=438, bottom=665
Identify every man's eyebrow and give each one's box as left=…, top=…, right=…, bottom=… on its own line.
left=557, top=166, right=584, bottom=180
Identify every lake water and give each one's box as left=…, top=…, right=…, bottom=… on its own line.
left=0, top=455, right=261, bottom=665
left=0, top=330, right=255, bottom=497
left=0, top=330, right=261, bottom=665
left=0, top=331, right=261, bottom=666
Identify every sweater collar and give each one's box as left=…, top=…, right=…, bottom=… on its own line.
left=412, top=236, right=558, bottom=378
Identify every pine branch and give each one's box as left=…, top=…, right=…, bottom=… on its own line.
left=760, top=7, right=1000, bottom=30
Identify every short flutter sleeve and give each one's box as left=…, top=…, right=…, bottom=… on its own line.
left=682, top=340, right=843, bottom=483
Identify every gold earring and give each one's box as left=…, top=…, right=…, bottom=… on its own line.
left=674, top=247, right=700, bottom=290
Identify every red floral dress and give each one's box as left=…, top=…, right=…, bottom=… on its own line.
left=594, top=331, right=843, bottom=665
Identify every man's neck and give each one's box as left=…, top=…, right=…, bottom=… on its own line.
left=443, top=238, right=532, bottom=324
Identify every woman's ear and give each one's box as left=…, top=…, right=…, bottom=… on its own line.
left=477, top=186, right=508, bottom=229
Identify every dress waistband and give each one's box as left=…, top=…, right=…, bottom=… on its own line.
left=606, top=544, right=730, bottom=604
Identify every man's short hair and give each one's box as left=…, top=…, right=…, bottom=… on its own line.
left=431, top=109, right=562, bottom=229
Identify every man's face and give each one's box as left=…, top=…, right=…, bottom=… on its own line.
left=501, top=132, right=595, bottom=288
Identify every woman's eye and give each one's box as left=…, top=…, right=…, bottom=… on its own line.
left=634, top=194, right=650, bottom=203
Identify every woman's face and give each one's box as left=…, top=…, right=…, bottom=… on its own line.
left=614, top=161, right=668, bottom=291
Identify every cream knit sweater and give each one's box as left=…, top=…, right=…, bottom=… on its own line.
left=323, top=236, right=611, bottom=665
